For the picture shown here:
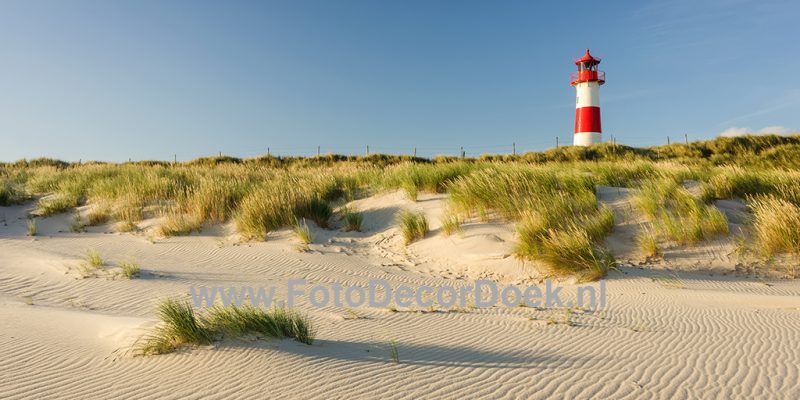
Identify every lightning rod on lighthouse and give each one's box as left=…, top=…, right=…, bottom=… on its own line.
left=571, top=49, right=605, bottom=146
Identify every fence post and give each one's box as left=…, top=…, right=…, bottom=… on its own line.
left=513, top=142, right=516, bottom=156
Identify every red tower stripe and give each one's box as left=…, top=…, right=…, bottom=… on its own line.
left=574, top=107, right=602, bottom=133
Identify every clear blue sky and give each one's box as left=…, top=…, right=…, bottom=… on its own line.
left=1, top=0, right=798, bottom=161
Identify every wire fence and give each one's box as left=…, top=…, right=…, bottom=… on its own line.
left=175, top=134, right=697, bottom=161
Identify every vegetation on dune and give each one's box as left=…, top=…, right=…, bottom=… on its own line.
left=750, top=195, right=800, bottom=257
left=134, top=299, right=314, bottom=356
left=382, top=162, right=476, bottom=201
left=5, top=135, right=800, bottom=279
left=397, top=210, right=428, bottom=244
left=634, top=179, right=728, bottom=245
left=292, top=218, right=313, bottom=245
left=26, top=218, right=37, bottom=236
left=119, top=259, right=141, bottom=279
left=340, top=206, right=363, bottom=232
left=447, top=165, right=615, bottom=279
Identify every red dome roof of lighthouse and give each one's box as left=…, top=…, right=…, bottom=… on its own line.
left=575, top=48, right=601, bottom=65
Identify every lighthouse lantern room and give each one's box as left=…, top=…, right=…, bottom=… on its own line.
left=571, top=49, right=605, bottom=146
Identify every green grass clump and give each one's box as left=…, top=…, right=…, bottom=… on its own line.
left=447, top=165, right=615, bottom=280
left=158, top=210, right=202, bottom=237
left=635, top=179, right=728, bottom=245
left=636, top=226, right=660, bottom=258
left=341, top=206, right=363, bottom=232
left=86, top=206, right=110, bottom=225
left=383, top=162, right=476, bottom=201
left=85, top=249, right=104, bottom=268
left=37, top=194, right=81, bottom=216
left=26, top=219, right=37, bottom=236
left=234, top=173, right=343, bottom=240
left=70, top=212, right=86, bottom=233
left=205, top=305, right=315, bottom=345
left=293, top=218, right=313, bottom=244
left=440, top=211, right=463, bottom=236
left=397, top=210, right=428, bottom=244
left=297, top=198, right=333, bottom=228
left=750, top=195, right=800, bottom=257
left=0, top=179, right=26, bottom=206
left=135, top=300, right=314, bottom=356
left=533, top=225, right=615, bottom=281
left=134, top=299, right=214, bottom=355
left=119, top=260, right=141, bottom=279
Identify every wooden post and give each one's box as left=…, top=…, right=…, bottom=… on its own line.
left=366, top=145, right=369, bottom=156
left=218, top=151, right=222, bottom=157
left=556, top=136, right=559, bottom=148
left=174, top=154, right=177, bottom=164
left=667, top=136, right=671, bottom=145
left=512, top=142, right=516, bottom=156
left=267, top=147, right=270, bottom=157
left=413, top=147, right=417, bottom=157
left=685, top=133, right=689, bottom=145
left=317, top=146, right=321, bottom=157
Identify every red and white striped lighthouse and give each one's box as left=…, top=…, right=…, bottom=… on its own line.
left=571, top=49, right=605, bottom=146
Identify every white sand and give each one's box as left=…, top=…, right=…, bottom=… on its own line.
left=1, top=190, right=799, bottom=399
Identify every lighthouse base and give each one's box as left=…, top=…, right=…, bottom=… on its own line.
left=573, top=132, right=602, bottom=147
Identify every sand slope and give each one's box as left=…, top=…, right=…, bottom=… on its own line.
left=2, top=193, right=800, bottom=399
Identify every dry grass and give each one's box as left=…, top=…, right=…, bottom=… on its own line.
left=397, top=210, right=428, bottom=244
left=750, top=195, right=800, bottom=257
left=84, top=249, right=104, bottom=269
left=6, top=148, right=800, bottom=280
left=635, top=178, right=728, bottom=245
left=341, top=206, right=363, bottom=232
left=293, top=218, right=313, bottom=244
left=26, top=219, right=37, bottom=236
left=636, top=226, right=660, bottom=258
left=440, top=211, right=463, bottom=237
left=134, top=299, right=314, bottom=356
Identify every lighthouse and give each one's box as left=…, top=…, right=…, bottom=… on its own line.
left=571, top=49, right=605, bottom=146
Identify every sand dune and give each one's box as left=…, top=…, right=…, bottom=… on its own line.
left=2, top=191, right=800, bottom=399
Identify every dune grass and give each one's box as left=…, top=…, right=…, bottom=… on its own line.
left=134, top=299, right=214, bottom=355
left=440, top=211, right=463, bottom=237
left=70, top=212, right=86, bottom=233
left=397, top=210, right=428, bottom=244
left=134, top=299, right=314, bottom=356
left=119, top=259, right=141, bottom=279
left=26, top=219, right=37, bottom=236
left=6, top=137, right=800, bottom=279
left=204, top=305, right=315, bottom=345
left=636, top=226, right=660, bottom=258
left=635, top=178, right=728, bottom=245
left=85, top=249, right=104, bottom=268
left=341, top=206, right=363, bottom=232
left=750, top=195, right=800, bottom=258
left=158, top=210, right=203, bottom=237
left=383, top=162, right=476, bottom=201
left=0, top=179, right=26, bottom=206
left=447, top=165, right=615, bottom=280
left=293, top=218, right=313, bottom=244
